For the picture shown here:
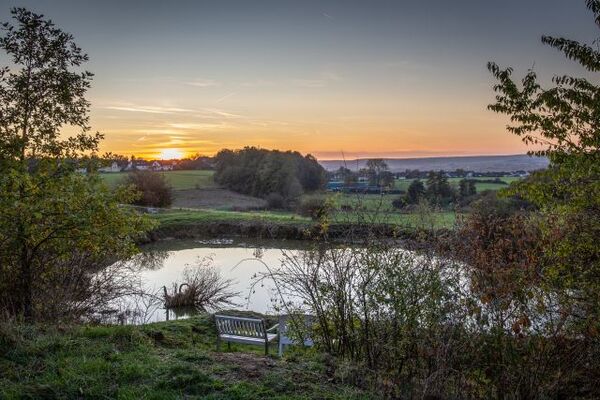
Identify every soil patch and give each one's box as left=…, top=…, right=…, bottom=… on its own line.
left=212, top=352, right=278, bottom=380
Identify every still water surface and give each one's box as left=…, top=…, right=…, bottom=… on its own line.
left=135, top=239, right=308, bottom=323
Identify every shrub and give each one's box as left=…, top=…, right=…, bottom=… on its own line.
left=265, top=192, right=286, bottom=210
left=297, top=197, right=330, bottom=220
left=391, top=196, right=406, bottom=209
left=125, top=170, right=173, bottom=208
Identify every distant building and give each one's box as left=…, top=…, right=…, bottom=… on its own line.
left=150, top=160, right=175, bottom=171
left=98, top=161, right=121, bottom=173
left=125, top=160, right=149, bottom=171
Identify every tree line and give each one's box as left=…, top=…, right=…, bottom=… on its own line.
left=213, top=147, right=326, bottom=201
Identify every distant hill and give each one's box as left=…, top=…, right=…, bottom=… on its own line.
left=319, top=154, right=549, bottom=173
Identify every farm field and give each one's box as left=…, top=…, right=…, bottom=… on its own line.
left=304, top=192, right=397, bottom=211
left=393, top=176, right=522, bottom=192
left=101, top=170, right=216, bottom=190
left=106, top=170, right=485, bottom=230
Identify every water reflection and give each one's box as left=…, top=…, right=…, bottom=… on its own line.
left=165, top=305, right=201, bottom=321
left=125, top=239, right=308, bottom=323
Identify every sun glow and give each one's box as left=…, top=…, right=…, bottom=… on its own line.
left=158, top=148, right=184, bottom=160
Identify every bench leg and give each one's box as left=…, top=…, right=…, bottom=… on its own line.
left=216, top=336, right=220, bottom=352
left=265, top=341, right=269, bottom=356
left=227, top=341, right=231, bottom=351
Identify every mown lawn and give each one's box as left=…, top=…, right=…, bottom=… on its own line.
left=102, top=170, right=216, bottom=190
left=153, top=209, right=312, bottom=227
left=0, top=315, right=375, bottom=399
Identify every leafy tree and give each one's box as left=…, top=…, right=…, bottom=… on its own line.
left=0, top=8, right=151, bottom=321
left=124, top=170, right=173, bottom=208
left=458, top=178, right=476, bottom=198
left=335, top=166, right=358, bottom=186
left=365, top=158, right=390, bottom=187
left=404, top=169, right=423, bottom=179
left=426, top=171, right=455, bottom=206
left=213, top=147, right=325, bottom=199
left=379, top=170, right=395, bottom=189
left=405, top=179, right=425, bottom=204
left=488, top=0, right=600, bottom=332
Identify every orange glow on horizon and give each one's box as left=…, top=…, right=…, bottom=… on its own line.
left=157, top=148, right=185, bottom=160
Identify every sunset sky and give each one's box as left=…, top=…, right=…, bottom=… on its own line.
left=1, top=0, right=595, bottom=159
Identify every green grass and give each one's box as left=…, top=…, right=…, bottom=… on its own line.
left=154, top=209, right=312, bottom=227
left=0, top=315, right=375, bottom=399
left=102, top=170, right=216, bottom=190
left=330, top=211, right=457, bottom=229
left=152, top=208, right=455, bottom=231
left=394, top=176, right=522, bottom=192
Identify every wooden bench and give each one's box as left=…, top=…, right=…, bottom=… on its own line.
left=215, top=315, right=278, bottom=355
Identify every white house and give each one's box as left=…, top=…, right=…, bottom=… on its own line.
left=125, top=160, right=149, bottom=171
left=150, top=160, right=175, bottom=171
left=98, top=161, right=121, bottom=173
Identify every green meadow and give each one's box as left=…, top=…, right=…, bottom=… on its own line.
left=393, top=176, right=522, bottom=192
left=101, top=170, right=216, bottom=190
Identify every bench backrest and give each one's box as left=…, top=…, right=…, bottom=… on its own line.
left=215, top=315, right=266, bottom=339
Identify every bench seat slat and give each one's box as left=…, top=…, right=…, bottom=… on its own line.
left=215, top=315, right=277, bottom=355
left=220, top=333, right=277, bottom=345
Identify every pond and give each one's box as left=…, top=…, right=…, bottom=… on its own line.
left=122, top=238, right=310, bottom=324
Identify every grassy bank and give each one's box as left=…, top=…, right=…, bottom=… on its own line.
left=0, top=315, right=374, bottom=399
left=154, top=209, right=312, bottom=228
left=152, top=210, right=456, bottom=230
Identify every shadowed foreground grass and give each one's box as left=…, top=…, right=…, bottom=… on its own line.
left=0, top=315, right=375, bottom=400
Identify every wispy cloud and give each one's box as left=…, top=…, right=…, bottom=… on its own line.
left=322, top=12, right=334, bottom=20
left=240, top=79, right=275, bottom=88
left=292, top=71, right=342, bottom=88
left=215, top=92, right=236, bottom=103
left=292, top=79, right=327, bottom=88
left=184, top=79, right=220, bottom=87
left=104, top=103, right=243, bottom=119
left=200, top=108, right=242, bottom=118
left=168, top=122, right=229, bottom=130
left=105, top=105, right=195, bottom=114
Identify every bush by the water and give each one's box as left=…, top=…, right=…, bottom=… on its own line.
left=213, top=147, right=326, bottom=200
left=254, top=210, right=600, bottom=398
left=265, top=192, right=286, bottom=209
left=125, top=170, right=173, bottom=208
left=297, top=196, right=331, bottom=220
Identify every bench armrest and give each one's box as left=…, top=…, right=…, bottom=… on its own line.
left=266, top=324, right=279, bottom=332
